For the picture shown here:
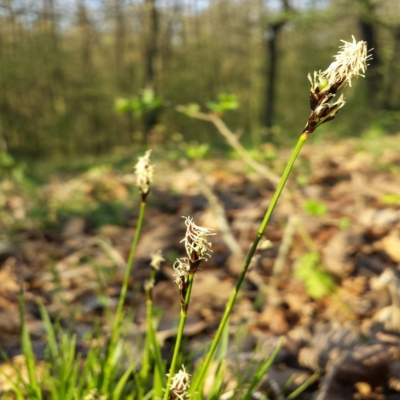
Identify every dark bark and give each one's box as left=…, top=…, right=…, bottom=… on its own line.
left=77, top=0, right=91, bottom=68
left=114, top=0, right=125, bottom=90
left=264, top=21, right=285, bottom=129
left=357, top=0, right=383, bottom=108
left=263, top=0, right=291, bottom=129
left=143, top=0, right=159, bottom=138
left=383, top=25, right=400, bottom=110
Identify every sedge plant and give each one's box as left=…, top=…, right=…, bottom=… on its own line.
left=185, top=36, right=371, bottom=397
left=102, top=149, right=154, bottom=394
left=142, top=250, right=167, bottom=399
left=0, top=150, right=156, bottom=399
left=163, top=217, right=216, bottom=400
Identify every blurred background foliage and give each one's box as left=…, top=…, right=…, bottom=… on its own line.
left=0, top=0, right=399, bottom=161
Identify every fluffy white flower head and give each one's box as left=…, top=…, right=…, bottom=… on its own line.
left=326, top=35, right=370, bottom=87
left=309, top=36, right=371, bottom=95
left=169, top=365, right=191, bottom=400
left=172, top=258, right=190, bottom=289
left=135, top=149, right=153, bottom=195
left=150, top=250, right=165, bottom=270
left=181, top=216, right=215, bottom=262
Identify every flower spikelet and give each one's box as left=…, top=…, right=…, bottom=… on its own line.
left=150, top=250, right=165, bottom=271
left=135, top=149, right=153, bottom=198
left=181, top=216, right=215, bottom=263
left=325, top=36, right=370, bottom=88
left=169, top=365, right=191, bottom=400
left=172, top=258, right=190, bottom=290
left=304, top=36, right=371, bottom=135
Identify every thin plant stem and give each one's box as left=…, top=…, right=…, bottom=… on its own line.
left=102, top=200, right=147, bottom=392
left=143, top=269, right=166, bottom=399
left=286, top=371, right=319, bottom=400
left=163, top=273, right=195, bottom=400
left=242, top=337, right=285, bottom=400
left=140, top=278, right=154, bottom=386
left=190, top=133, right=308, bottom=394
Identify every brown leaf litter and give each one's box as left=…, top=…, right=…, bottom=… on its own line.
left=1, top=137, right=400, bottom=398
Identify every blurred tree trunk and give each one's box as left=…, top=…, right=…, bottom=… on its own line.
left=114, top=0, right=125, bottom=90
left=263, top=0, right=292, bottom=130
left=357, top=0, right=383, bottom=109
left=77, top=0, right=92, bottom=69
left=143, top=0, right=159, bottom=139
left=1, top=0, right=15, bottom=126
left=384, top=25, right=400, bottom=110
left=42, top=0, right=65, bottom=112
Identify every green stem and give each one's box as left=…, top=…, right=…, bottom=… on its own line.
left=140, top=271, right=155, bottom=386
left=190, top=133, right=308, bottom=394
left=102, top=200, right=147, bottom=392
left=286, top=371, right=319, bottom=400
left=141, top=268, right=166, bottom=399
left=163, top=274, right=195, bottom=400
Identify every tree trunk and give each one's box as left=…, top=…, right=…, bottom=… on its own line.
left=358, top=0, right=383, bottom=108
left=383, top=25, right=400, bottom=110
left=263, top=0, right=291, bottom=130
left=143, top=0, right=159, bottom=138
left=114, top=0, right=125, bottom=90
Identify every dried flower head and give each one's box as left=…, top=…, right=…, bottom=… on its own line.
left=150, top=250, right=165, bottom=270
left=168, top=365, right=191, bottom=400
left=304, top=36, right=371, bottom=135
left=135, top=149, right=153, bottom=197
left=172, top=258, right=190, bottom=290
left=181, top=216, right=215, bottom=263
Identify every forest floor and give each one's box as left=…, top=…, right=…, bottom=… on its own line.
left=1, top=134, right=400, bottom=399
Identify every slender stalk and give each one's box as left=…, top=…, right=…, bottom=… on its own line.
left=242, top=337, right=285, bottom=400
left=140, top=276, right=154, bottom=387
left=102, top=200, right=147, bottom=392
left=143, top=269, right=166, bottom=399
left=163, top=274, right=195, bottom=400
left=190, top=133, right=308, bottom=394
left=286, top=371, right=319, bottom=400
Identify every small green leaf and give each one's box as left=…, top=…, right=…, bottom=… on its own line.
left=206, top=94, right=239, bottom=114
left=218, top=93, right=239, bottom=110
left=141, top=89, right=155, bottom=105
left=294, top=252, right=335, bottom=299
left=305, top=270, right=335, bottom=299
left=185, top=143, right=209, bottom=160
left=114, top=97, right=131, bottom=113
left=205, top=101, right=219, bottom=112
left=304, top=199, right=328, bottom=216
left=381, top=193, right=400, bottom=206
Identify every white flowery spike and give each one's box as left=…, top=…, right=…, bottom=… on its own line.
left=172, top=258, right=190, bottom=289
left=135, top=149, right=153, bottom=195
left=168, top=365, right=191, bottom=400
left=304, top=36, right=371, bottom=134
left=310, top=36, right=371, bottom=96
left=325, top=35, right=370, bottom=87
left=150, top=250, right=165, bottom=270
left=181, top=216, right=215, bottom=262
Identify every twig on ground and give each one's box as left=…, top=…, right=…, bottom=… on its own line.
left=176, top=106, right=280, bottom=186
